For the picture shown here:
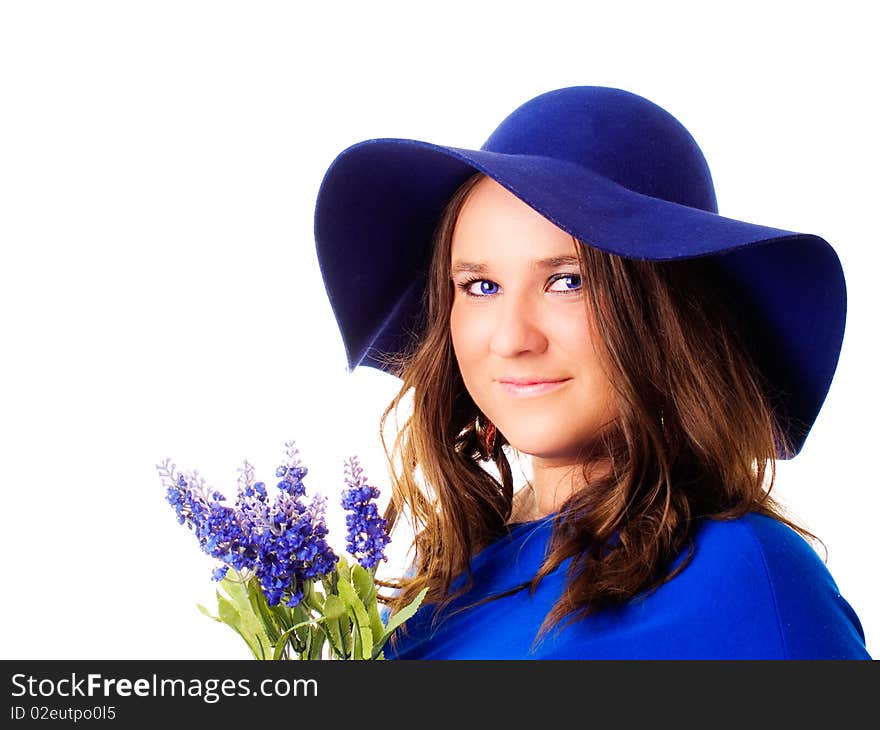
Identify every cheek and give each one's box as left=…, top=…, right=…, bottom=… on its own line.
left=555, top=307, right=613, bottom=387
left=570, top=328, right=616, bottom=412
left=449, top=304, right=498, bottom=408
left=449, top=302, right=486, bottom=367
left=561, top=302, right=604, bottom=359
left=557, top=313, right=590, bottom=345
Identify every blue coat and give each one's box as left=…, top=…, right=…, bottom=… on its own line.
left=384, top=512, right=870, bottom=659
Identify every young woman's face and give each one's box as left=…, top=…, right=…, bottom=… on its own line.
left=449, top=177, right=618, bottom=462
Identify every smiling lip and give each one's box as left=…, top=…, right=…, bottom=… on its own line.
left=497, top=378, right=571, bottom=396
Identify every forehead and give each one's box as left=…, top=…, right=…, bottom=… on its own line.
left=450, top=177, right=577, bottom=265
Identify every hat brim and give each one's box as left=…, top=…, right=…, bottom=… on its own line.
left=314, top=138, right=846, bottom=458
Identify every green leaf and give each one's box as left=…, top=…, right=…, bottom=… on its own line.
left=324, top=616, right=346, bottom=659
left=196, top=603, right=220, bottom=621
left=371, top=586, right=429, bottom=659
left=291, top=602, right=314, bottom=655
left=308, top=625, right=326, bottom=659
left=216, top=576, right=274, bottom=660
left=336, top=554, right=351, bottom=583
left=352, top=618, right=363, bottom=660
left=270, top=602, right=295, bottom=633
left=216, top=591, right=264, bottom=660
left=339, top=611, right=353, bottom=657
left=219, top=570, right=253, bottom=613
left=347, top=564, right=385, bottom=645
left=216, top=591, right=240, bottom=628
left=272, top=625, right=299, bottom=661
left=366, top=592, right=386, bottom=645
left=336, top=577, right=373, bottom=660
left=246, top=577, right=282, bottom=645
left=303, top=580, right=325, bottom=612
left=351, top=563, right=374, bottom=602
left=383, top=586, right=429, bottom=636
left=271, top=615, right=333, bottom=660
left=321, top=594, right=346, bottom=621
left=321, top=573, right=336, bottom=598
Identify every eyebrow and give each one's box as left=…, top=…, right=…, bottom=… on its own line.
left=450, top=255, right=580, bottom=276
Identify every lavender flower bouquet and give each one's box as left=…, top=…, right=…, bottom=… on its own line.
left=156, top=441, right=425, bottom=660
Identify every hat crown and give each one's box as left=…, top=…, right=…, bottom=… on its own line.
left=481, top=86, right=718, bottom=213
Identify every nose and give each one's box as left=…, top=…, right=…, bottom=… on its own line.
left=488, top=291, right=548, bottom=357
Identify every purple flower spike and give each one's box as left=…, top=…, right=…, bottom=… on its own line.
left=341, top=456, right=390, bottom=569
left=157, top=441, right=339, bottom=608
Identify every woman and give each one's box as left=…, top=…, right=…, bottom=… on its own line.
left=313, top=85, right=870, bottom=659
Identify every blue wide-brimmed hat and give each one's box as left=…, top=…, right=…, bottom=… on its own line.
left=313, top=85, right=846, bottom=458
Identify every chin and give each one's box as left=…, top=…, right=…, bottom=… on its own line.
left=501, top=433, right=584, bottom=461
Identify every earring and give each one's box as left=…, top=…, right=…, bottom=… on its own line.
left=477, top=415, right=497, bottom=461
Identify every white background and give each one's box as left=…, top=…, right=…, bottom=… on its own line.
left=1, top=1, right=877, bottom=659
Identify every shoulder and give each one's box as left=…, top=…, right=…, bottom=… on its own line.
left=692, top=512, right=816, bottom=571
left=682, top=513, right=869, bottom=659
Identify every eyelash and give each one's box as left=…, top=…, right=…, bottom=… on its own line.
left=455, top=273, right=583, bottom=298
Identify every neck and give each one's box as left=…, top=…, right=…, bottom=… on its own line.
left=514, top=456, right=612, bottom=521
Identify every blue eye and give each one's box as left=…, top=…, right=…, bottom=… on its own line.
left=457, top=278, right=499, bottom=297
left=454, top=274, right=583, bottom=297
left=548, top=274, right=582, bottom=292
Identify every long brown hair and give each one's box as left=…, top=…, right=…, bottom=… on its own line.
left=375, top=171, right=821, bottom=652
